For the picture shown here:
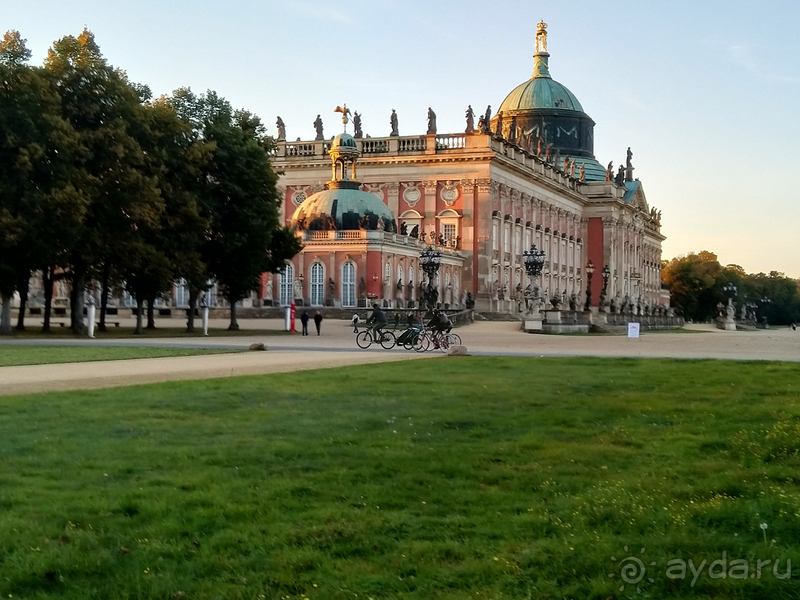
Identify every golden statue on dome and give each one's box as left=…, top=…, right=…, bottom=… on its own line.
left=535, top=20, right=548, bottom=53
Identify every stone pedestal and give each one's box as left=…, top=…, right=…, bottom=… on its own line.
left=523, top=314, right=543, bottom=332
left=544, top=309, right=562, bottom=324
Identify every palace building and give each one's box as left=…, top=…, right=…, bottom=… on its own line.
left=269, top=22, right=667, bottom=314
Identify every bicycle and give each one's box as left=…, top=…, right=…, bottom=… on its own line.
left=355, top=326, right=396, bottom=350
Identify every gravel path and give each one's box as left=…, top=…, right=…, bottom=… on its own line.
left=0, top=320, right=798, bottom=396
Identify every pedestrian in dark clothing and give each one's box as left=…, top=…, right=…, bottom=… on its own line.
left=314, top=312, right=323, bottom=335
left=351, top=313, right=360, bottom=333
left=300, top=311, right=309, bottom=336
left=394, top=312, right=401, bottom=329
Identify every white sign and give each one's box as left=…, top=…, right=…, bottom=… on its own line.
left=627, top=322, right=641, bottom=338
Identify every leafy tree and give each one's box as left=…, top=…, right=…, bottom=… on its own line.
left=0, top=31, right=84, bottom=334
left=661, top=251, right=722, bottom=321
left=171, top=89, right=301, bottom=330
left=43, top=29, right=162, bottom=333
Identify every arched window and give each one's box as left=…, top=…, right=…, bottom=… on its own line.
left=342, top=262, right=356, bottom=307
left=310, top=263, right=325, bottom=306
left=279, top=264, right=293, bottom=306
left=384, top=262, right=391, bottom=281
left=397, top=265, right=403, bottom=286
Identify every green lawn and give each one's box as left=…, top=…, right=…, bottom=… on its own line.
left=1, top=358, right=799, bottom=599
left=0, top=345, right=236, bottom=367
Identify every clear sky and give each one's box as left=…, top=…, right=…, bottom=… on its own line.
left=6, top=0, right=799, bottom=277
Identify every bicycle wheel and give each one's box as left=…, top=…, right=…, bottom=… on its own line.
left=380, top=330, right=397, bottom=350
left=413, top=332, right=430, bottom=352
left=403, top=335, right=415, bottom=350
left=448, top=333, right=462, bottom=345
left=436, top=333, right=451, bottom=353
left=356, top=331, right=372, bottom=349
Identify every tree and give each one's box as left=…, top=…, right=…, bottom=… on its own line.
left=0, top=31, right=84, bottom=334
left=661, top=251, right=722, bottom=321
left=43, top=29, right=162, bottom=333
left=171, top=89, right=301, bottom=330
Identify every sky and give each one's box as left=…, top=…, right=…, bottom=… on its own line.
left=5, top=0, right=800, bottom=277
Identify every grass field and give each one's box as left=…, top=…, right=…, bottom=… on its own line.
left=0, top=345, right=236, bottom=367
left=1, top=357, right=799, bottom=599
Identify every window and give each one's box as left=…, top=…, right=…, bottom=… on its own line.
left=385, top=262, right=391, bottom=282
left=342, top=263, right=356, bottom=307
left=493, top=222, right=499, bottom=250
left=503, top=225, right=510, bottom=253
left=174, top=278, right=189, bottom=307
left=397, top=265, right=403, bottom=286
left=279, top=264, right=293, bottom=306
left=443, top=223, right=456, bottom=242
left=514, top=230, right=521, bottom=256
left=310, top=263, right=324, bottom=306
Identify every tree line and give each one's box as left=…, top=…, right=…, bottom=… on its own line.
left=662, top=251, right=800, bottom=325
left=0, top=29, right=301, bottom=335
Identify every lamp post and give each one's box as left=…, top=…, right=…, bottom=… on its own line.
left=599, top=264, right=610, bottom=312
left=419, top=246, right=442, bottom=312
left=522, top=244, right=547, bottom=313
left=583, top=260, right=595, bottom=311
left=723, top=282, right=737, bottom=300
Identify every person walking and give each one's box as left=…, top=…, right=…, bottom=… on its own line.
left=351, top=313, right=360, bottom=333
left=300, top=311, right=309, bottom=336
left=313, top=311, right=323, bottom=335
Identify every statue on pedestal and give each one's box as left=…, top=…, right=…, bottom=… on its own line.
left=328, top=278, right=335, bottom=299
left=495, top=113, right=503, bottom=137
left=389, top=109, right=399, bottom=136
left=276, top=116, right=286, bottom=141
left=606, top=161, right=613, bottom=182
left=353, top=111, right=363, bottom=138
left=465, top=105, right=475, bottom=134
left=427, top=107, right=437, bottom=135
left=409, top=224, right=419, bottom=239
left=482, top=105, right=492, bottom=133
left=358, top=277, right=367, bottom=299
left=313, top=115, right=324, bottom=141
left=569, top=293, right=577, bottom=311
left=293, top=278, right=304, bottom=302
left=264, top=275, right=273, bottom=304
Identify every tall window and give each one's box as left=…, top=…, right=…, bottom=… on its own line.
left=514, top=230, right=521, bottom=256
left=310, top=263, right=324, bottom=306
left=174, top=278, right=189, bottom=307
left=385, top=262, right=391, bottom=281
left=342, top=262, right=356, bottom=307
left=503, top=225, right=510, bottom=253
left=443, top=223, right=456, bottom=242
left=279, top=264, right=293, bottom=306
left=397, top=265, right=404, bottom=287
left=493, top=222, right=499, bottom=250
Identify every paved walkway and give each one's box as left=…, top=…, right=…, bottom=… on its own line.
left=0, top=320, right=798, bottom=396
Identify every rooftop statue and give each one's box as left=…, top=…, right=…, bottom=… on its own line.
left=482, top=105, right=492, bottom=133
left=495, top=112, right=503, bottom=137
left=353, top=111, right=363, bottom=138
left=606, top=161, right=613, bottom=182
left=535, top=20, right=548, bottom=53
left=508, top=116, right=517, bottom=143
left=579, top=163, right=585, bottom=182
left=276, top=116, right=286, bottom=141
left=389, top=109, right=399, bottom=136
left=465, top=105, right=475, bottom=134
left=313, top=114, right=324, bottom=140
left=427, top=107, right=437, bottom=135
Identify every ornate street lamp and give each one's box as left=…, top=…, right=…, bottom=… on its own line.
left=583, top=260, right=595, bottom=311
left=419, top=246, right=442, bottom=312
left=599, top=264, right=611, bottom=312
left=522, top=244, right=547, bottom=314
left=723, top=282, right=737, bottom=299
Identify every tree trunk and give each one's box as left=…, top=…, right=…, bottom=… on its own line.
left=146, top=297, right=156, bottom=329
left=99, top=262, right=110, bottom=332
left=42, top=266, right=54, bottom=333
left=228, top=299, right=240, bottom=330
left=186, top=288, right=197, bottom=333
left=70, top=267, right=87, bottom=335
left=0, top=293, right=12, bottom=335
left=134, top=298, right=144, bottom=334
left=15, top=273, right=29, bottom=330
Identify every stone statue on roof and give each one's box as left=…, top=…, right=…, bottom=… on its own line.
left=313, top=115, right=324, bottom=140
left=353, top=111, right=363, bottom=138
left=427, top=107, right=437, bottom=135
left=276, top=116, right=286, bottom=141
left=483, top=105, right=492, bottom=133
left=465, top=105, right=475, bottom=134
left=389, top=109, right=399, bottom=136
left=495, top=113, right=503, bottom=137
left=606, top=161, right=613, bottom=182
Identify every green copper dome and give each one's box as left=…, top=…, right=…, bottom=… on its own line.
left=331, top=132, right=357, bottom=150
left=498, top=54, right=584, bottom=113
left=291, top=181, right=397, bottom=232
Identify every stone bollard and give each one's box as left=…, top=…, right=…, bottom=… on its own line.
left=446, top=345, right=469, bottom=356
